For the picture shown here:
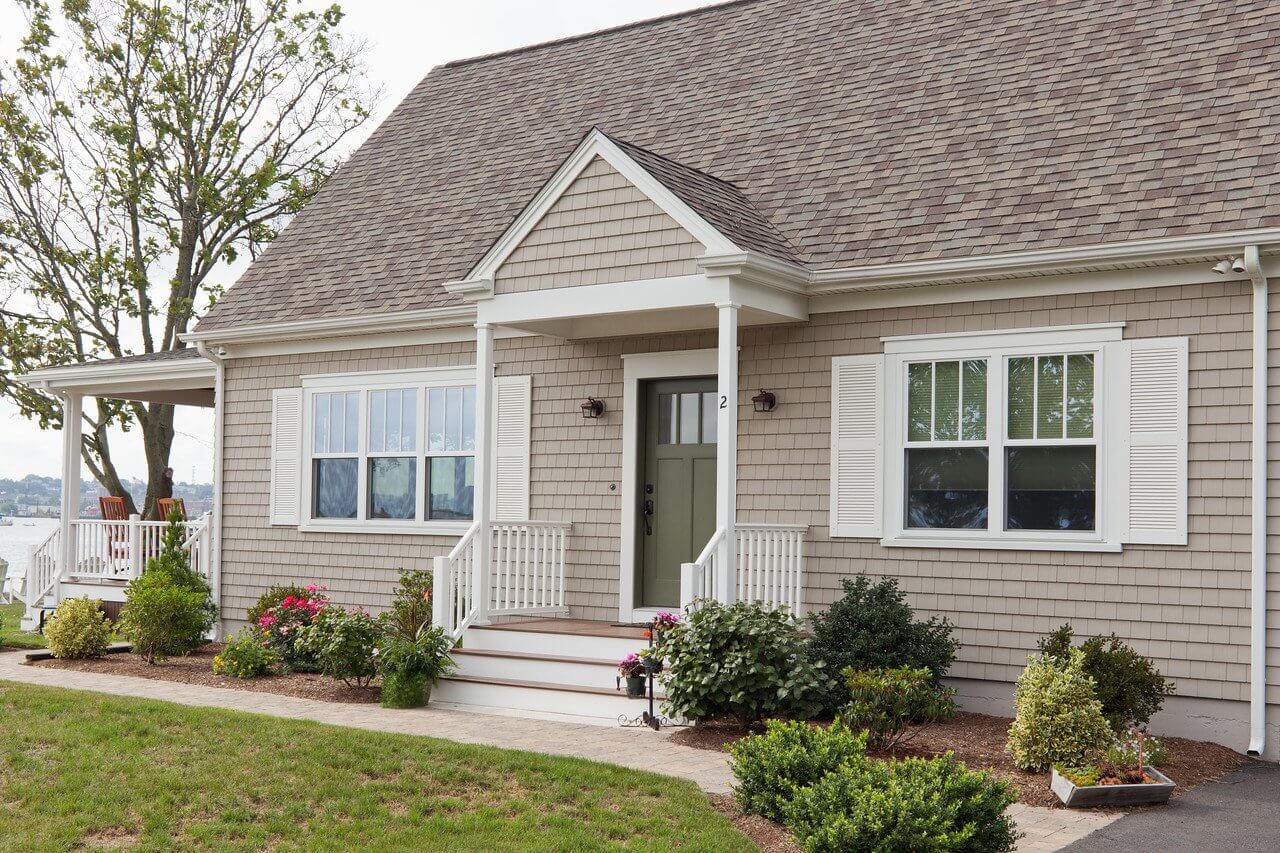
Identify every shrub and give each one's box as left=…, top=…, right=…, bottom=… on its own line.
left=257, top=584, right=327, bottom=672
left=296, top=606, right=379, bottom=687
left=785, top=753, right=1019, bottom=853
left=212, top=628, right=279, bottom=678
left=1105, top=733, right=1169, bottom=768
left=808, top=575, right=958, bottom=711
left=246, top=584, right=309, bottom=626
left=658, top=600, right=826, bottom=727
left=44, top=597, right=113, bottom=659
left=146, top=508, right=209, bottom=594
left=120, top=569, right=215, bottom=664
left=1038, top=624, right=1174, bottom=732
left=1006, top=651, right=1113, bottom=771
left=839, top=666, right=956, bottom=751
left=729, top=720, right=868, bottom=823
left=377, top=624, right=456, bottom=708
left=380, top=569, right=433, bottom=641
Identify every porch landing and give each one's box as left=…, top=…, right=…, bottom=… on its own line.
left=482, top=617, right=649, bottom=639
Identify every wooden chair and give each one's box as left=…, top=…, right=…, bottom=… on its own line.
left=156, top=497, right=186, bottom=521
left=99, top=495, right=131, bottom=574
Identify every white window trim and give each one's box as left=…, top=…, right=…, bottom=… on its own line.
left=880, top=326, right=1124, bottom=552
left=299, top=366, right=476, bottom=535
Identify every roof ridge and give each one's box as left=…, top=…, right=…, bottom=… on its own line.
left=442, top=0, right=761, bottom=69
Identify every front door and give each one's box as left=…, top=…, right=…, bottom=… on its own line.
left=638, top=378, right=718, bottom=607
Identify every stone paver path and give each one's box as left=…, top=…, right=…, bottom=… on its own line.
left=0, top=651, right=1116, bottom=850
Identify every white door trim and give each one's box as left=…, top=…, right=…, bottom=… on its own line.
left=619, top=348, right=718, bottom=623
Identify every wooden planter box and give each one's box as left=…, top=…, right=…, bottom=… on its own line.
left=1051, top=766, right=1176, bottom=808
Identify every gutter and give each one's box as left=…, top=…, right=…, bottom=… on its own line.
left=195, top=341, right=226, bottom=641
left=1244, top=245, right=1270, bottom=758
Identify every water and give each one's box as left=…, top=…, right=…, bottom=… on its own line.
left=0, top=517, right=60, bottom=591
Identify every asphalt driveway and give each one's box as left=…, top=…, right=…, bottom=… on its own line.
left=1063, top=761, right=1280, bottom=852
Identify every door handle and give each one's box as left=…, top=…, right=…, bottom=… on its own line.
left=643, top=498, right=654, bottom=536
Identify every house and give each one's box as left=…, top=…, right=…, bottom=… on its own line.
left=17, top=0, right=1280, bottom=756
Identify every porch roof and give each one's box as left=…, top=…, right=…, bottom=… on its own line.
left=19, top=348, right=216, bottom=407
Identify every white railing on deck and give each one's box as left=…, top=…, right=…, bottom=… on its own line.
left=65, top=515, right=209, bottom=581
left=432, top=521, right=479, bottom=640
left=24, top=527, right=61, bottom=612
left=680, top=527, right=723, bottom=607
left=735, top=523, right=807, bottom=615
left=488, top=520, right=571, bottom=617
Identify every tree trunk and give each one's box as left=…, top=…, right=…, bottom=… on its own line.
left=140, top=402, right=177, bottom=520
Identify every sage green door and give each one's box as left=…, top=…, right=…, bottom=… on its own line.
left=639, top=378, right=718, bottom=607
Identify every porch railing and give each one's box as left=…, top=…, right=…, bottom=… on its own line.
left=23, top=527, right=61, bottom=614
left=488, top=520, right=571, bottom=617
left=432, top=521, right=480, bottom=641
left=64, top=515, right=210, bottom=582
left=681, top=523, right=808, bottom=614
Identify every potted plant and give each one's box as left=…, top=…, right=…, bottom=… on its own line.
left=377, top=625, right=457, bottom=709
left=1051, top=727, right=1176, bottom=807
left=618, top=653, right=646, bottom=697
left=639, top=645, right=664, bottom=675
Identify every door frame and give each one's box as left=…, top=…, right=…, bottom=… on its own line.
left=619, top=348, right=718, bottom=623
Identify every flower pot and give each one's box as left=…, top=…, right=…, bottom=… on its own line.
left=1051, top=766, right=1175, bottom=808
left=624, top=674, right=647, bottom=697
left=381, top=670, right=429, bottom=709
left=642, top=658, right=664, bottom=675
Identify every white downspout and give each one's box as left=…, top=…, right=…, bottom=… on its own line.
left=1244, top=245, right=1269, bottom=757
left=196, top=341, right=226, bottom=640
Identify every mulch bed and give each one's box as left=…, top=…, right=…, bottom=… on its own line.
left=708, top=793, right=801, bottom=853
left=30, top=642, right=381, bottom=704
left=672, top=712, right=1248, bottom=810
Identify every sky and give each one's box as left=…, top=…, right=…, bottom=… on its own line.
left=0, top=0, right=718, bottom=483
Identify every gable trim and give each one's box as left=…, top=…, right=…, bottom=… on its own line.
left=456, top=128, right=742, bottom=291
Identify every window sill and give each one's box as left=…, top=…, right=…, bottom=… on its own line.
left=879, top=535, right=1121, bottom=553
left=298, top=520, right=472, bottom=537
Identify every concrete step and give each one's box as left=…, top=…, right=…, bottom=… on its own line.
left=433, top=673, right=658, bottom=723
left=452, top=647, right=666, bottom=697
left=463, top=622, right=648, bottom=661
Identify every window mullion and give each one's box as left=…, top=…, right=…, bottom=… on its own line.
left=990, top=353, right=1005, bottom=533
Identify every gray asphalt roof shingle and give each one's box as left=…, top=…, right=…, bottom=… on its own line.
left=196, top=0, right=1280, bottom=332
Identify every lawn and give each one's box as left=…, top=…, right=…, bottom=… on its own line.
left=0, top=681, right=752, bottom=851
left=0, top=602, right=45, bottom=650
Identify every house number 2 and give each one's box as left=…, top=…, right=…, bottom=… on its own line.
left=720, top=395, right=727, bottom=409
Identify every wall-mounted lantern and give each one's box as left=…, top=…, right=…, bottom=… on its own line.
left=581, top=396, right=606, bottom=419
left=751, top=390, right=777, bottom=413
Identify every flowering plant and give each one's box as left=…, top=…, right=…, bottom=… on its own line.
left=295, top=605, right=380, bottom=687
left=257, top=583, right=328, bottom=672
left=618, top=652, right=644, bottom=678
left=652, top=611, right=680, bottom=632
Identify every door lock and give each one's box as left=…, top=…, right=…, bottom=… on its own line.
left=643, top=490, right=654, bottom=536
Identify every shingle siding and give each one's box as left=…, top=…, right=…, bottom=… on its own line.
left=493, top=156, right=701, bottom=293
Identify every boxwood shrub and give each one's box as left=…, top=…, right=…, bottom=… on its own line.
left=1038, top=623, right=1174, bottom=732
left=729, top=720, right=867, bottom=823
left=44, top=597, right=112, bottom=659
left=1006, top=650, right=1113, bottom=771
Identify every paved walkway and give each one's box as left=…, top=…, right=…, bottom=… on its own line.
left=0, top=651, right=1114, bottom=850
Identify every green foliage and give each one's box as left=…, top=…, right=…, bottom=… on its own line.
left=729, top=720, right=868, bottom=823
left=296, top=606, right=379, bottom=687
left=1105, top=734, right=1169, bottom=768
left=785, top=753, right=1019, bottom=853
left=212, top=628, right=278, bottom=679
left=658, top=600, right=826, bottom=727
left=379, top=569, right=433, bottom=642
left=1038, top=624, right=1174, bottom=731
left=377, top=626, right=455, bottom=682
left=1054, top=765, right=1101, bottom=787
left=380, top=670, right=429, bottom=709
left=808, top=575, right=959, bottom=711
left=146, top=509, right=204, bottom=590
left=246, top=585, right=309, bottom=627
left=44, top=597, right=112, bottom=659
left=120, top=570, right=214, bottom=664
left=839, top=666, right=956, bottom=750
left=1006, top=651, right=1113, bottom=771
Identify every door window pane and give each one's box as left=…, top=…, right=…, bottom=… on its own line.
left=905, top=448, right=989, bottom=529
left=313, top=457, right=358, bottom=519
left=907, top=362, right=932, bottom=441
left=1006, top=446, right=1096, bottom=531
left=1036, top=355, right=1064, bottom=438
left=1066, top=354, right=1094, bottom=438
left=933, top=361, right=959, bottom=441
left=368, top=457, right=416, bottom=520
left=679, top=392, right=701, bottom=444
left=701, top=392, right=718, bottom=444
left=428, top=456, right=474, bottom=520
left=657, top=393, right=676, bottom=445
left=961, top=359, right=987, bottom=441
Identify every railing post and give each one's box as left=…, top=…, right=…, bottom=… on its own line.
left=680, top=562, right=698, bottom=610
left=24, top=544, right=37, bottom=609
left=432, top=555, right=450, bottom=634
left=128, top=514, right=143, bottom=578
left=199, top=520, right=212, bottom=580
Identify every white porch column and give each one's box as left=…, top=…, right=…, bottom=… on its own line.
left=472, top=323, right=495, bottom=625
left=58, top=392, right=83, bottom=599
left=715, top=302, right=739, bottom=604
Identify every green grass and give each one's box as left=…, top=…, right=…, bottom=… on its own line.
left=0, top=681, right=752, bottom=851
left=0, top=602, right=45, bottom=649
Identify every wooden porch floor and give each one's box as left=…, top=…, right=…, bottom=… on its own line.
left=481, top=617, right=649, bottom=639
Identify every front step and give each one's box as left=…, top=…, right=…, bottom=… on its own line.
left=433, top=675, right=654, bottom=723
left=464, top=621, right=649, bottom=660
left=452, top=647, right=666, bottom=698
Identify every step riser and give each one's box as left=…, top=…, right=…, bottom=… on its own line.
left=464, top=628, right=646, bottom=660
left=454, top=653, right=617, bottom=689
left=434, top=679, right=651, bottom=720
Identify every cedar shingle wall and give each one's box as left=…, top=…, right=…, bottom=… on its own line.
left=493, top=156, right=701, bottom=293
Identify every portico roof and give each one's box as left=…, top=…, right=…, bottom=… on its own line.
left=19, top=348, right=216, bottom=407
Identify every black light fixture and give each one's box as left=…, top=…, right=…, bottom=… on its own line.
left=581, top=396, right=605, bottom=419
left=752, top=390, right=777, bottom=413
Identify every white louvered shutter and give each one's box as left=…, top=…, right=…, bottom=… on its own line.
left=492, top=375, right=532, bottom=521
left=269, top=388, right=303, bottom=525
left=830, top=354, right=884, bottom=537
left=1122, top=337, right=1188, bottom=545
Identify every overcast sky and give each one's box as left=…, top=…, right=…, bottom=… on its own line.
left=0, top=0, right=717, bottom=483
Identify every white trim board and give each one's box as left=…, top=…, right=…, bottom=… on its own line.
left=618, top=348, right=719, bottom=623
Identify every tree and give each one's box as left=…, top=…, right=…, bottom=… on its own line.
left=0, top=0, right=374, bottom=516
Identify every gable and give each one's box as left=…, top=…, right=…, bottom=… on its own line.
left=493, top=156, right=703, bottom=294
